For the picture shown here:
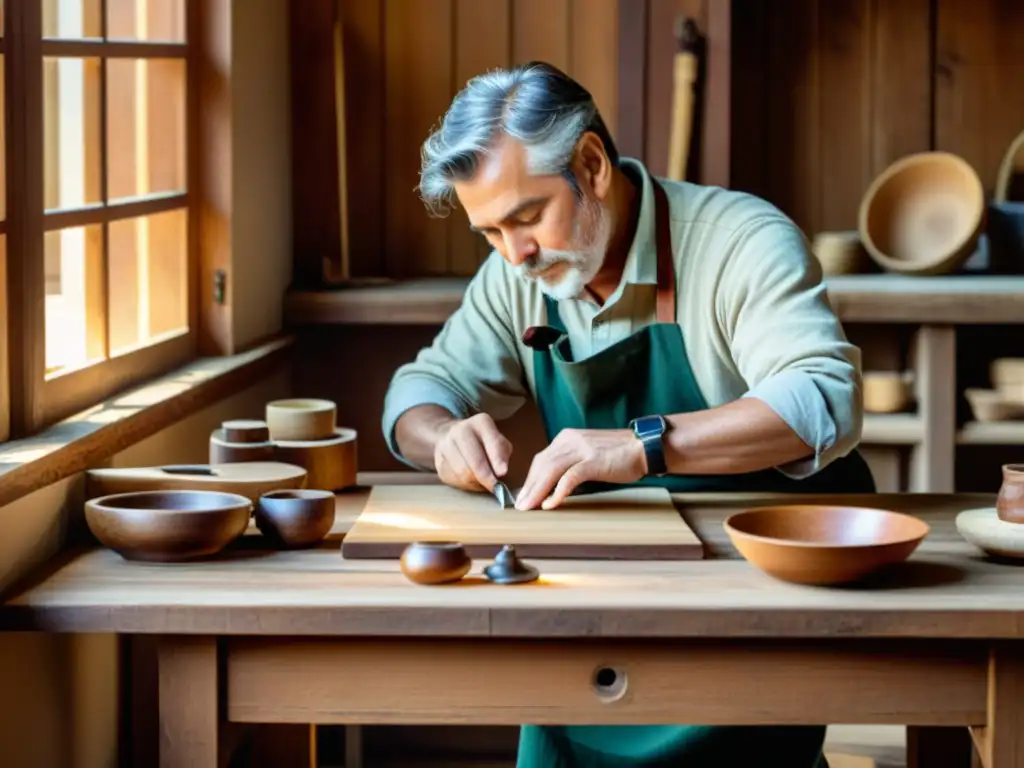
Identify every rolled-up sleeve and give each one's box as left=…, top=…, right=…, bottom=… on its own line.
left=716, top=215, right=863, bottom=478
left=381, top=253, right=530, bottom=468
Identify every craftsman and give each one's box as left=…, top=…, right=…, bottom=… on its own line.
left=382, top=61, right=874, bottom=767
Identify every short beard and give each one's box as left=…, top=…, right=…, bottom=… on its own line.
left=515, top=195, right=611, bottom=301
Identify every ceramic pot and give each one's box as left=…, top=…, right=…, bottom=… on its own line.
left=996, top=464, right=1024, bottom=524
left=256, top=489, right=336, bottom=548
left=400, top=542, right=472, bottom=585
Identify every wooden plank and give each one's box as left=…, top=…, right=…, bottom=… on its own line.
left=816, top=0, right=870, bottom=232
left=283, top=275, right=1024, bottom=327
left=868, top=0, right=932, bottom=175
left=728, top=0, right=769, bottom=197
left=511, top=0, right=570, bottom=70
left=764, top=0, right=819, bottom=233
left=570, top=0, right=618, bottom=138
left=384, top=0, right=454, bottom=278
left=0, top=234, right=7, bottom=441
left=157, top=636, right=218, bottom=768
left=616, top=0, right=648, bottom=160
left=341, top=485, right=703, bottom=560
left=5, top=0, right=46, bottom=436
left=450, top=0, right=510, bottom=275
left=934, top=0, right=1024, bottom=198
left=226, top=637, right=988, bottom=726
left=700, top=0, right=730, bottom=188
left=910, top=326, right=956, bottom=493
left=340, top=0, right=385, bottom=278
left=288, top=0, right=339, bottom=286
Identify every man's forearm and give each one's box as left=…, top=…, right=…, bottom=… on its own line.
left=663, top=398, right=814, bottom=475
left=393, top=404, right=461, bottom=470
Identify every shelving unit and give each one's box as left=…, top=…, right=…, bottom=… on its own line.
left=284, top=274, right=1024, bottom=494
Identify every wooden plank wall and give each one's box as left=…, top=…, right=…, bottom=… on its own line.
left=292, top=0, right=1024, bottom=284
left=730, top=0, right=1024, bottom=239
left=290, top=0, right=618, bottom=286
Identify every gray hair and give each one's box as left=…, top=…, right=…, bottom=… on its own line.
left=417, top=61, right=620, bottom=216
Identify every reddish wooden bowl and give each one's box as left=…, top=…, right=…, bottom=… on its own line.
left=724, top=505, right=930, bottom=585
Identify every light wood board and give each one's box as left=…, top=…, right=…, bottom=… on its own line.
left=86, top=462, right=308, bottom=503
left=340, top=485, right=704, bottom=560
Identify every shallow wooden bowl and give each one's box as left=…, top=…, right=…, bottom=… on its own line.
left=265, top=398, right=337, bottom=441
left=724, top=505, right=929, bottom=586
left=400, top=542, right=472, bottom=585
left=85, top=490, right=253, bottom=562
left=256, top=489, right=336, bottom=548
left=859, top=151, right=985, bottom=275
left=964, top=388, right=1024, bottom=422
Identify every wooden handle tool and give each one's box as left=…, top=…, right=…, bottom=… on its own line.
left=324, top=0, right=351, bottom=284
left=667, top=16, right=701, bottom=182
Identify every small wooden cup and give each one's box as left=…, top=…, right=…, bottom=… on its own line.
left=256, top=489, right=336, bottom=548
left=400, top=542, right=472, bottom=585
left=266, top=399, right=337, bottom=441
left=272, top=427, right=358, bottom=491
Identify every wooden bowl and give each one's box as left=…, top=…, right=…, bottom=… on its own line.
left=990, top=358, right=1024, bottom=402
left=724, top=505, right=929, bottom=585
left=266, top=398, right=337, bottom=441
left=85, top=490, right=253, bottom=562
left=858, top=151, right=985, bottom=275
left=811, top=230, right=872, bottom=275
left=256, top=489, right=336, bottom=548
left=956, top=507, right=1024, bottom=560
left=964, top=388, right=1024, bottom=422
left=400, top=542, right=472, bottom=585
left=863, top=371, right=914, bottom=413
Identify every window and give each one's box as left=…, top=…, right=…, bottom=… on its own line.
left=3, top=0, right=196, bottom=438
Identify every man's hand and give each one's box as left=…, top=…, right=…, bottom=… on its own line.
left=515, top=428, right=647, bottom=510
left=433, top=413, right=513, bottom=493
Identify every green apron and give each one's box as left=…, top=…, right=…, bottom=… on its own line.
left=515, top=178, right=875, bottom=768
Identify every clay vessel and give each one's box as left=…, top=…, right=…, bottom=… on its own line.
left=256, top=489, right=336, bottom=548
left=85, top=490, right=253, bottom=562
left=400, top=542, right=472, bottom=585
left=265, top=398, right=337, bottom=441
left=996, top=464, right=1024, bottom=524
left=724, top=504, right=929, bottom=586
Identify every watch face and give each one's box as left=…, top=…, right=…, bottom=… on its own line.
left=633, top=415, right=665, bottom=438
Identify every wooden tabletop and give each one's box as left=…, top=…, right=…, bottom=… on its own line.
left=2, top=487, right=1023, bottom=640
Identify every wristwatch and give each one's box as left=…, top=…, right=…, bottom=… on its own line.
left=629, top=415, right=668, bottom=476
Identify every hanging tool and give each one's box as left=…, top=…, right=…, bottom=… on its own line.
left=667, top=16, right=701, bottom=182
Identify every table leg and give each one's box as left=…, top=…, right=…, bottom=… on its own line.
left=158, top=636, right=219, bottom=768
left=971, top=645, right=1024, bottom=768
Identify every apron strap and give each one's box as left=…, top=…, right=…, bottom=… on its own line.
left=651, top=178, right=676, bottom=324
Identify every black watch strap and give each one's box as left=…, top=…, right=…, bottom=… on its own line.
left=630, top=415, right=668, bottom=476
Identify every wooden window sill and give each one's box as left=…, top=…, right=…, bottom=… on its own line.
left=283, top=275, right=1024, bottom=326
left=0, top=334, right=295, bottom=508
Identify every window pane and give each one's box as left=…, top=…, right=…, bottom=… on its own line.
left=107, top=58, right=187, bottom=201
left=44, top=56, right=102, bottom=211
left=45, top=225, right=105, bottom=374
left=108, top=208, right=188, bottom=355
left=107, top=0, right=186, bottom=43
left=43, top=0, right=102, bottom=39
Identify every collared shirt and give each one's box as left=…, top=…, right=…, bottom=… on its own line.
left=382, top=157, right=863, bottom=478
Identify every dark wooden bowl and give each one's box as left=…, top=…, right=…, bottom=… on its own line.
left=724, top=505, right=929, bottom=586
left=256, top=489, right=336, bottom=548
left=400, top=542, right=472, bottom=585
left=84, top=490, right=253, bottom=562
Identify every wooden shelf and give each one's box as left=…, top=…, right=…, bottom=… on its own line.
left=862, top=413, right=922, bottom=444
left=957, top=420, right=1024, bottom=445
left=284, top=275, right=1024, bottom=327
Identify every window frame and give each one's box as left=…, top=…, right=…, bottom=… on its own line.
left=3, top=0, right=200, bottom=439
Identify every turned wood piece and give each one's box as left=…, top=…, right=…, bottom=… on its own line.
left=222, top=419, right=271, bottom=443
left=84, top=490, right=253, bottom=562
left=399, top=542, right=472, bottom=585
left=996, top=464, right=1024, bottom=524
left=265, top=398, right=337, bottom=441
left=272, top=428, right=358, bottom=492
left=256, top=489, right=336, bottom=549
left=86, top=462, right=307, bottom=503
left=724, top=505, right=930, bottom=585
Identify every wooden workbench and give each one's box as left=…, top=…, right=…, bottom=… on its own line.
left=1, top=479, right=1022, bottom=767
